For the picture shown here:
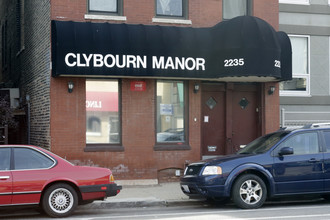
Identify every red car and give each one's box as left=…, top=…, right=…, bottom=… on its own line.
left=0, top=145, right=121, bottom=217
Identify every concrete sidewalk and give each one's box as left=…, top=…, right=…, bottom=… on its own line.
left=88, top=182, right=205, bottom=209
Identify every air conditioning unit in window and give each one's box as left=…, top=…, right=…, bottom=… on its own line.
left=0, top=88, right=20, bottom=109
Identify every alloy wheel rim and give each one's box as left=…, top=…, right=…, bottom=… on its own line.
left=239, top=179, right=262, bottom=205
left=48, top=188, right=74, bottom=214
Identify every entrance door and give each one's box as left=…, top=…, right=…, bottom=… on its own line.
left=232, top=84, right=259, bottom=152
left=201, top=83, right=260, bottom=157
left=201, top=83, right=226, bottom=156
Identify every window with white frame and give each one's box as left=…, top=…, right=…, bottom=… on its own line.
left=280, top=35, right=310, bottom=96
left=88, top=0, right=123, bottom=15
left=156, top=0, right=188, bottom=18
left=279, top=0, right=309, bottom=4
left=223, top=0, right=251, bottom=20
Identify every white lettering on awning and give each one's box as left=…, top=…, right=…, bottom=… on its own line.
left=65, top=53, right=205, bottom=71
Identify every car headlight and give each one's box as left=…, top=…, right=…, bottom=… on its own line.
left=202, top=166, right=222, bottom=175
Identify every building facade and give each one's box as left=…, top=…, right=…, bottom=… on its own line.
left=1, top=0, right=291, bottom=184
left=279, top=0, right=330, bottom=127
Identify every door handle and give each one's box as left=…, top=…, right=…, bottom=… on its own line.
left=308, top=158, right=320, bottom=163
left=0, top=176, right=10, bottom=180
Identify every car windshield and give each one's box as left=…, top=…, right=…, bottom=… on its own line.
left=237, top=131, right=290, bottom=154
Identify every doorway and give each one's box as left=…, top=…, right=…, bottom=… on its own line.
left=201, top=83, right=260, bottom=158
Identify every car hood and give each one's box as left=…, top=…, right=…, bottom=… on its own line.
left=200, top=154, right=256, bottom=166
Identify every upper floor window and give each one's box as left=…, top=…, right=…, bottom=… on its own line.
left=1, top=21, right=7, bottom=68
left=223, top=0, right=252, bottom=20
left=88, top=0, right=123, bottom=15
left=156, top=0, right=188, bottom=19
left=16, top=0, right=25, bottom=53
left=280, top=35, right=310, bottom=96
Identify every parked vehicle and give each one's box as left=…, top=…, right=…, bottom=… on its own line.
left=0, top=145, right=121, bottom=217
left=181, top=123, right=330, bottom=209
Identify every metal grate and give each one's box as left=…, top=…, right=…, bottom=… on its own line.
left=185, top=164, right=203, bottom=175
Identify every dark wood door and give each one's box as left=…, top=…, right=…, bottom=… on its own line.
left=201, top=83, right=226, bottom=155
left=231, top=84, right=259, bottom=152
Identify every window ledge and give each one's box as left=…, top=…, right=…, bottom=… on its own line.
left=154, top=144, right=191, bottom=151
left=84, top=14, right=127, bottom=21
left=84, top=144, right=124, bottom=152
left=152, top=17, right=192, bottom=25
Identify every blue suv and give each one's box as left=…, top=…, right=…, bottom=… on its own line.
left=180, top=123, right=330, bottom=209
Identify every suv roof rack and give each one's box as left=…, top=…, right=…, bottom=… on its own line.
left=302, top=123, right=330, bottom=129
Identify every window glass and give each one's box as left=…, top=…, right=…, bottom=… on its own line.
left=291, top=36, right=308, bottom=75
left=0, top=148, right=10, bottom=171
left=238, top=132, right=289, bottom=155
left=280, top=35, right=309, bottom=95
left=156, top=0, right=184, bottom=17
left=156, top=81, right=185, bottom=143
left=277, top=132, right=319, bottom=155
left=14, top=148, right=54, bottom=170
left=89, top=0, right=118, bottom=13
left=86, top=80, right=120, bottom=144
left=223, top=0, right=249, bottom=20
left=1, top=21, right=7, bottom=67
left=324, top=131, right=330, bottom=152
left=16, top=0, right=25, bottom=52
left=279, top=0, right=309, bottom=4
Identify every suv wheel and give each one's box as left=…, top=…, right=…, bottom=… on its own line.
left=232, top=174, right=267, bottom=209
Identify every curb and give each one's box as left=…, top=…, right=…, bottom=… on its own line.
left=83, top=199, right=206, bottom=209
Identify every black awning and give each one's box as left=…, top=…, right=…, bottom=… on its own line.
left=51, top=16, right=292, bottom=82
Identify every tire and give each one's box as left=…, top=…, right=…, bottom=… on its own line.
left=42, top=183, right=78, bottom=218
left=232, top=174, right=267, bottom=209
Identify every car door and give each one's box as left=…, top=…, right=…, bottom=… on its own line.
left=11, top=147, right=56, bottom=205
left=272, top=131, right=324, bottom=194
left=0, top=147, right=12, bottom=205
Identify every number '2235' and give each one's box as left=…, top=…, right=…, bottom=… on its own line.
left=224, top=58, right=244, bottom=67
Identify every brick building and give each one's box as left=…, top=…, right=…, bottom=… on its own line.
left=0, top=0, right=291, bottom=184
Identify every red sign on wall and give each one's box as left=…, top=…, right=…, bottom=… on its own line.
left=130, top=81, right=146, bottom=92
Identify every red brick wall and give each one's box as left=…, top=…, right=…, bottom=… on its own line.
left=50, top=0, right=279, bottom=180
left=50, top=78, right=201, bottom=180
left=50, top=0, right=222, bottom=26
left=254, top=0, right=279, bottom=30
left=263, top=82, right=280, bottom=135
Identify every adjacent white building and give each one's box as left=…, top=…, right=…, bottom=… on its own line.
left=279, top=0, right=330, bottom=127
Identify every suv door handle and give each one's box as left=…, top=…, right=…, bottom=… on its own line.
left=308, top=158, right=320, bottom=163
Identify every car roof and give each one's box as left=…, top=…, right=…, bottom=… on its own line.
left=279, top=123, right=330, bottom=133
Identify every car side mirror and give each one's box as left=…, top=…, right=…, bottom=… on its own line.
left=278, top=147, right=294, bottom=156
